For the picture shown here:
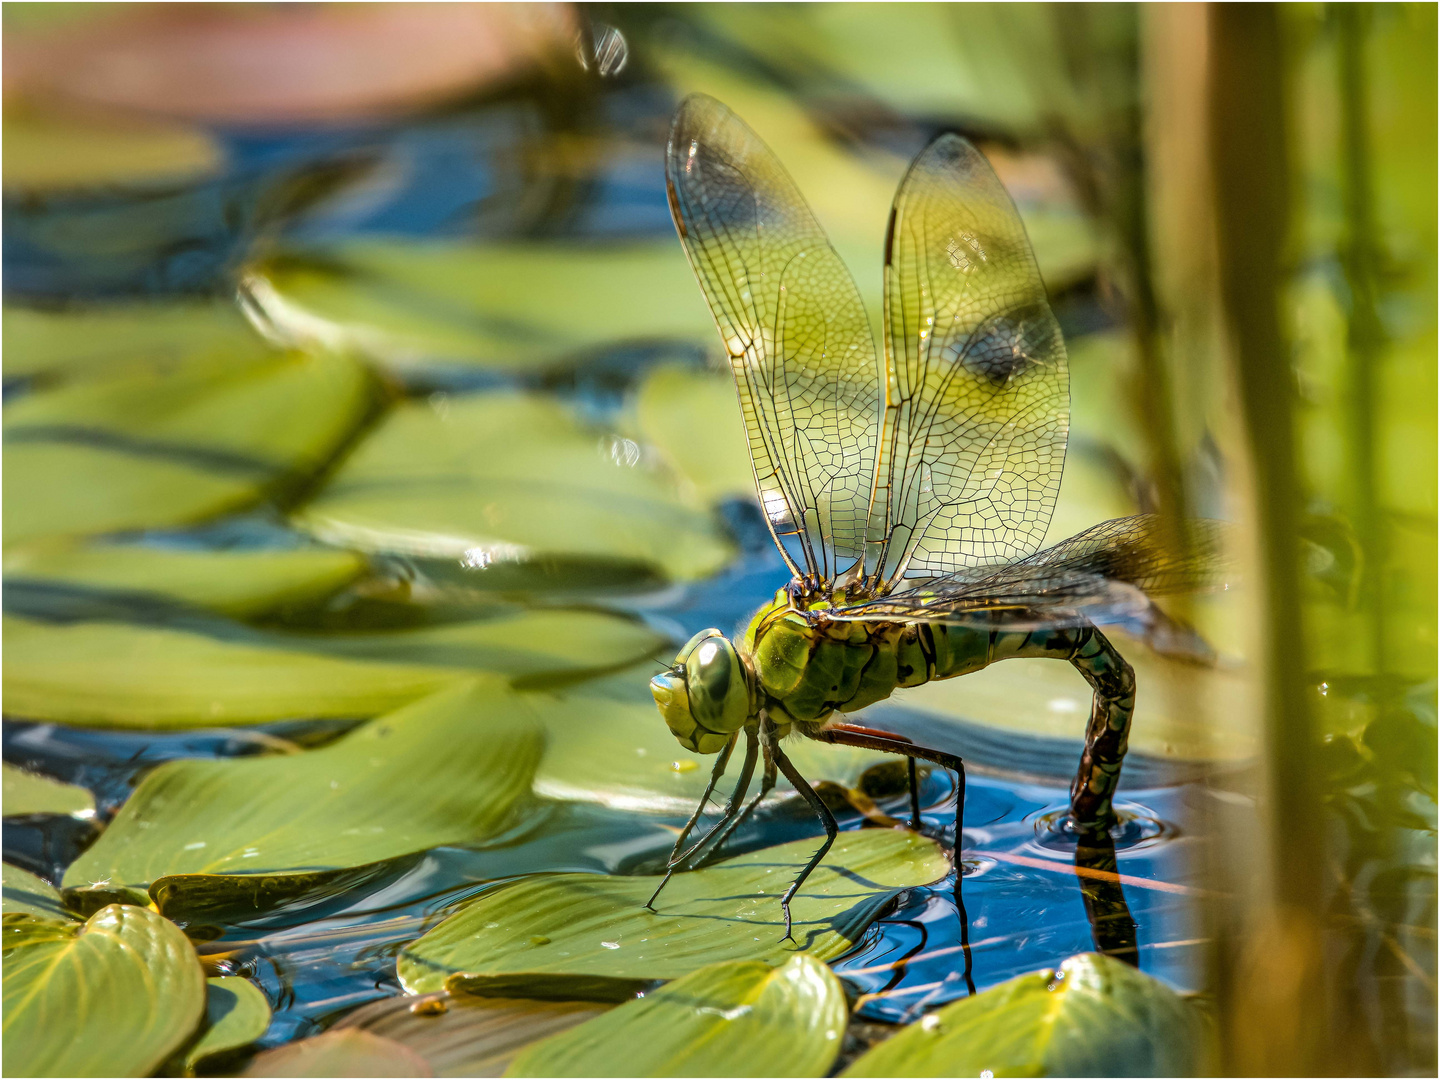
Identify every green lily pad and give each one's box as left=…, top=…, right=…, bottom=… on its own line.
left=3, top=102, right=223, bottom=192
left=2, top=903, right=207, bottom=1077
left=2, top=297, right=271, bottom=382
left=2, top=863, right=75, bottom=921
left=4, top=542, right=367, bottom=619
left=335, top=992, right=612, bottom=1078
left=398, top=829, right=948, bottom=995
left=3, top=607, right=659, bottom=729
left=183, top=976, right=272, bottom=1075
left=530, top=666, right=888, bottom=813
left=634, top=364, right=754, bottom=504
left=295, top=392, right=733, bottom=583
left=249, top=239, right=713, bottom=373
left=505, top=955, right=847, bottom=1078
left=2, top=762, right=95, bottom=816
left=842, top=952, right=1206, bottom=1077
left=4, top=348, right=375, bottom=545
left=243, top=1029, right=432, bottom=1078
left=63, top=679, right=543, bottom=892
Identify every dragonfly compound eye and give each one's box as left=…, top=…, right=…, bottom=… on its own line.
left=649, top=629, right=751, bottom=754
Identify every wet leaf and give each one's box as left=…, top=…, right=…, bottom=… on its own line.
left=841, top=952, right=1206, bottom=1077
left=3, top=349, right=374, bottom=545
left=243, top=1028, right=432, bottom=1078
left=335, top=991, right=612, bottom=1078
left=3, top=903, right=207, bottom=1077
left=296, top=393, right=733, bottom=582
left=250, top=240, right=712, bottom=372
left=398, top=830, right=947, bottom=994
left=505, top=954, right=847, bottom=1078
left=4, top=542, right=367, bottom=619
left=634, top=364, right=754, bottom=503
left=2, top=761, right=94, bottom=816
left=183, top=976, right=272, bottom=1075
left=4, top=607, right=658, bottom=728
left=2, top=863, right=75, bottom=921
left=3, top=102, right=222, bottom=191
left=530, top=666, right=888, bottom=813
left=64, top=680, right=543, bottom=891
left=3, top=297, right=272, bottom=381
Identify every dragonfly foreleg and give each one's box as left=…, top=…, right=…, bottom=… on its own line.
left=684, top=750, right=777, bottom=871
left=771, top=740, right=838, bottom=945
left=646, top=726, right=758, bottom=911
left=663, top=730, right=740, bottom=866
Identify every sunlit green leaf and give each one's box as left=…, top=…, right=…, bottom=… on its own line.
left=3, top=102, right=223, bottom=192
left=295, top=392, right=733, bottom=582
left=4, top=542, right=367, bottom=619
left=335, top=991, right=612, bottom=1078
left=2, top=297, right=271, bottom=381
left=248, top=239, right=713, bottom=373
left=2, top=863, right=75, bottom=922
left=530, top=666, right=888, bottom=812
left=3, top=903, right=207, bottom=1078
left=842, top=952, right=1206, bottom=1077
left=398, top=830, right=948, bottom=994
left=505, top=955, right=847, bottom=1078
left=3, top=608, right=660, bottom=729
left=63, top=679, right=543, bottom=892
left=183, top=976, right=273, bottom=1075
left=242, top=1029, right=432, bottom=1078
left=2, top=762, right=94, bottom=816
left=3, top=349, right=375, bottom=545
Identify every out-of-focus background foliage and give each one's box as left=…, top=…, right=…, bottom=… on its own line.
left=2, top=3, right=1433, bottom=1077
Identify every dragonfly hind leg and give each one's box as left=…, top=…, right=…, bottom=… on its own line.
left=1061, top=628, right=1136, bottom=832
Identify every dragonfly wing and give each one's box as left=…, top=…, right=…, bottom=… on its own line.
left=866, top=135, right=1069, bottom=586
left=836, top=516, right=1229, bottom=630
left=666, top=94, right=880, bottom=583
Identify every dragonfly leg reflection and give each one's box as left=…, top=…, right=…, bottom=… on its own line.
left=646, top=727, right=758, bottom=911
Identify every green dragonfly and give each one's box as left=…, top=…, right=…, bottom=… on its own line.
left=648, top=94, right=1222, bottom=937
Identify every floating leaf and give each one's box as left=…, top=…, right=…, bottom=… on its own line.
left=506, top=955, right=847, bottom=1078
left=2, top=903, right=207, bottom=1078
left=3, top=349, right=374, bottom=544
left=63, top=680, right=543, bottom=892
left=183, top=976, right=273, bottom=1075
left=3, top=102, right=223, bottom=192
left=2, top=761, right=94, bottom=816
left=530, top=666, right=887, bottom=813
left=2, top=863, right=75, bottom=921
left=634, top=364, right=754, bottom=503
left=295, top=393, right=733, bottom=581
left=398, top=830, right=947, bottom=994
left=3, top=297, right=272, bottom=381
left=335, top=991, right=612, bottom=1078
left=243, top=1029, right=432, bottom=1078
left=4, top=608, right=659, bottom=729
left=842, top=952, right=1206, bottom=1077
left=249, top=240, right=712, bottom=372
left=3, top=542, right=366, bottom=619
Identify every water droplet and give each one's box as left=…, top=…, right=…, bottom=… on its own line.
left=529, top=935, right=551, bottom=946
left=575, top=23, right=628, bottom=76
left=671, top=759, right=699, bottom=774
left=601, top=940, right=620, bottom=950
left=410, top=997, right=448, bottom=1017
left=922, top=1014, right=943, bottom=1032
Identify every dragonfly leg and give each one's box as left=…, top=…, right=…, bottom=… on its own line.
left=906, top=756, right=921, bottom=831
left=663, top=731, right=738, bottom=866
left=771, top=742, right=838, bottom=945
left=684, top=749, right=777, bottom=870
left=1063, top=628, right=1136, bottom=831
left=646, top=726, right=758, bottom=911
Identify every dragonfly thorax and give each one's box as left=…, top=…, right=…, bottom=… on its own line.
left=650, top=629, right=758, bottom=754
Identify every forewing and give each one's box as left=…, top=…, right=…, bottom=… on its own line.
left=866, top=135, right=1069, bottom=586
left=836, top=516, right=1228, bottom=630
left=666, top=95, right=880, bottom=582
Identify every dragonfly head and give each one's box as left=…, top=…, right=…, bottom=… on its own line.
left=650, top=629, right=754, bottom=754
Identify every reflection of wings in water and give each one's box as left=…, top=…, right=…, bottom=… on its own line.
left=863, top=135, right=1069, bottom=588
left=665, top=94, right=880, bottom=584
left=833, top=516, right=1229, bottom=630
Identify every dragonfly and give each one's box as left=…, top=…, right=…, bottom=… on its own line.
left=647, top=94, right=1223, bottom=939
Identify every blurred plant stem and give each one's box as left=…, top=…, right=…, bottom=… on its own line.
left=1208, top=5, right=1328, bottom=1075
left=1336, top=2, right=1386, bottom=674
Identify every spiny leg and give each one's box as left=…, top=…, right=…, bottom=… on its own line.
left=663, top=730, right=739, bottom=866
left=815, top=723, right=975, bottom=994
left=686, top=750, right=777, bottom=870
left=646, top=726, right=758, bottom=911
left=771, top=742, right=838, bottom=945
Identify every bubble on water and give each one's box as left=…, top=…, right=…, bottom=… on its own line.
left=576, top=23, right=628, bottom=77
